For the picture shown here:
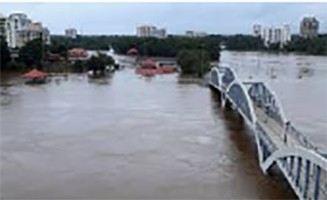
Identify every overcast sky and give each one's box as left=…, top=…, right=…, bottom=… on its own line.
left=1, top=2, right=327, bottom=35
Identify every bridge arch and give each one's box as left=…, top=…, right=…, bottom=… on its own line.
left=209, top=67, right=220, bottom=89
left=248, top=82, right=286, bottom=125
left=225, top=80, right=256, bottom=126
left=261, top=145, right=327, bottom=173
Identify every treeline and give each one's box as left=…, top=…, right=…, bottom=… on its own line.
left=51, top=35, right=222, bottom=61
left=283, top=35, right=327, bottom=55
left=51, top=34, right=326, bottom=56
left=223, top=34, right=265, bottom=51
left=0, top=37, right=115, bottom=74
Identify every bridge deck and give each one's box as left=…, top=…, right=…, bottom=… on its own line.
left=254, top=105, right=326, bottom=199
left=254, top=105, right=300, bottom=147
left=209, top=67, right=326, bottom=200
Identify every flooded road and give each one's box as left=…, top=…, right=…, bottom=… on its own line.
left=2, top=51, right=325, bottom=199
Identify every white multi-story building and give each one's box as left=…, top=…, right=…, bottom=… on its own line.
left=6, top=13, right=30, bottom=48
left=136, top=25, right=166, bottom=38
left=0, top=13, right=6, bottom=38
left=300, top=17, right=319, bottom=38
left=281, top=24, right=291, bottom=44
left=5, top=12, right=50, bottom=48
left=185, top=30, right=207, bottom=38
left=253, top=24, right=262, bottom=37
left=260, top=24, right=291, bottom=47
left=65, top=28, right=77, bottom=39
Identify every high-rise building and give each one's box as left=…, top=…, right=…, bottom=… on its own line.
left=6, top=13, right=30, bottom=48
left=136, top=25, right=166, bottom=38
left=17, top=22, right=43, bottom=47
left=281, top=24, right=291, bottom=45
left=262, top=27, right=274, bottom=46
left=5, top=12, right=50, bottom=48
left=260, top=24, right=291, bottom=47
left=65, top=28, right=77, bottom=39
left=153, top=28, right=166, bottom=39
left=42, top=27, right=51, bottom=45
left=0, top=13, right=6, bottom=38
left=185, top=30, right=207, bottom=37
left=253, top=24, right=262, bottom=37
left=300, top=17, right=319, bottom=38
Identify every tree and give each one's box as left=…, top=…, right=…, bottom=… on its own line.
left=49, top=41, right=68, bottom=59
left=283, top=34, right=327, bottom=55
left=86, top=53, right=115, bottom=76
left=51, top=35, right=222, bottom=61
left=0, top=36, right=11, bottom=70
left=72, top=60, right=85, bottom=73
left=18, top=38, right=47, bottom=69
left=177, top=49, right=210, bottom=77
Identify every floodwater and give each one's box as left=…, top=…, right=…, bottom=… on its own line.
left=1, top=51, right=325, bottom=199
left=220, top=51, right=327, bottom=152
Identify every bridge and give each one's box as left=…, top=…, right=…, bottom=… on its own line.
left=208, top=65, right=327, bottom=200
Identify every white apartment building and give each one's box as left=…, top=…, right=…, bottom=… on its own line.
left=6, top=13, right=30, bottom=48
left=65, top=28, right=77, bottom=39
left=281, top=24, right=291, bottom=44
left=136, top=25, right=166, bottom=38
left=252, top=24, right=262, bottom=37
left=5, top=12, right=50, bottom=48
left=260, top=24, right=291, bottom=47
left=0, top=13, right=6, bottom=38
left=185, top=30, right=207, bottom=37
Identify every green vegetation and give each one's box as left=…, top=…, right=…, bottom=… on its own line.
left=0, top=36, right=11, bottom=70
left=177, top=49, right=210, bottom=77
left=1, top=33, right=325, bottom=73
left=51, top=35, right=221, bottom=61
left=223, top=35, right=265, bottom=51
left=284, top=35, right=327, bottom=55
left=18, top=38, right=46, bottom=69
left=0, top=38, right=115, bottom=74
left=86, top=53, right=115, bottom=76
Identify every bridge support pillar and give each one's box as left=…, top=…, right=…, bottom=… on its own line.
left=313, top=165, right=321, bottom=200
left=296, top=157, right=302, bottom=188
left=289, top=156, right=294, bottom=178
left=303, top=160, right=311, bottom=199
left=221, top=92, right=226, bottom=108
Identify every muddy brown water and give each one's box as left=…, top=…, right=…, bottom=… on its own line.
left=1, top=51, right=325, bottom=199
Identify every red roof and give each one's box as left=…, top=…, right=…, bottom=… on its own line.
left=141, top=58, right=156, bottom=69
left=135, top=68, right=157, bottom=76
left=127, top=48, right=138, bottom=55
left=68, top=48, right=88, bottom=58
left=22, top=69, right=47, bottom=79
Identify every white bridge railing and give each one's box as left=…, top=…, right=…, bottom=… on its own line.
left=208, top=64, right=327, bottom=200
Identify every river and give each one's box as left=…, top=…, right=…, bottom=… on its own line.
left=1, top=51, right=325, bottom=199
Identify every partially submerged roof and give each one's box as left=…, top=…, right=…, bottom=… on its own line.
left=22, top=69, right=47, bottom=79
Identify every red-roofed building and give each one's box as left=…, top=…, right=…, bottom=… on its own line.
left=141, top=58, right=156, bottom=69
left=127, top=48, right=138, bottom=55
left=22, top=69, right=47, bottom=84
left=68, top=48, right=88, bottom=60
left=22, top=69, right=47, bottom=79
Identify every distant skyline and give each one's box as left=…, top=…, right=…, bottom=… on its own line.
left=1, top=2, right=327, bottom=35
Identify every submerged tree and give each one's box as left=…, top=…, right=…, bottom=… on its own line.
left=86, top=53, right=115, bottom=77
left=177, top=49, right=210, bottom=77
